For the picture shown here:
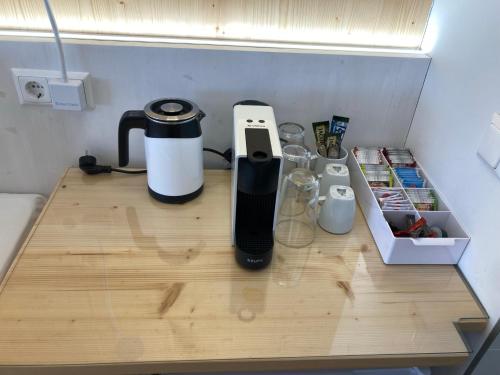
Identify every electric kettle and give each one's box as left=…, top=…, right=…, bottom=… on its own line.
left=118, top=98, right=205, bottom=203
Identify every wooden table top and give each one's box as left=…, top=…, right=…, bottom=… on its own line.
left=0, top=169, right=487, bottom=374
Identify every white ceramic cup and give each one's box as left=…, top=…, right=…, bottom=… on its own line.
left=313, top=146, right=348, bottom=175
left=319, top=185, right=356, bottom=234
left=319, top=163, right=350, bottom=197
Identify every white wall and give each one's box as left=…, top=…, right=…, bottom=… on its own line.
left=0, top=40, right=429, bottom=195
left=406, top=0, right=500, bottom=373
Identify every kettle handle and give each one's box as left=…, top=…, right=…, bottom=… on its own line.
left=118, top=110, right=147, bottom=167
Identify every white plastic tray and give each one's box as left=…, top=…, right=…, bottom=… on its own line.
left=348, top=148, right=469, bottom=264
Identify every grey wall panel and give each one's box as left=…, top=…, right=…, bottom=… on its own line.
left=0, top=41, right=429, bottom=195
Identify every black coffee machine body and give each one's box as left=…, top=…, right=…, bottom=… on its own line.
left=231, top=101, right=283, bottom=269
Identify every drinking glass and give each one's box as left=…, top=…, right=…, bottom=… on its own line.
left=276, top=168, right=319, bottom=247
left=282, top=144, right=311, bottom=176
left=273, top=169, right=319, bottom=286
left=278, top=122, right=305, bottom=147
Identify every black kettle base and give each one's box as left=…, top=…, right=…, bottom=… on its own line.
left=148, top=185, right=203, bottom=204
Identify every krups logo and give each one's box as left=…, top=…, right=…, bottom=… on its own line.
left=247, top=258, right=263, bottom=263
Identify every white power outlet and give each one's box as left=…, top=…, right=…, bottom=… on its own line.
left=11, top=68, right=94, bottom=110
left=18, top=76, right=52, bottom=104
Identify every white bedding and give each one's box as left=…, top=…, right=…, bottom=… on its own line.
left=0, top=194, right=46, bottom=281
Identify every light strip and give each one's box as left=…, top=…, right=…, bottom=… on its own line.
left=0, top=29, right=428, bottom=57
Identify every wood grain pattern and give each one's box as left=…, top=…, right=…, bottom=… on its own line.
left=0, top=0, right=432, bottom=48
left=0, top=169, right=487, bottom=374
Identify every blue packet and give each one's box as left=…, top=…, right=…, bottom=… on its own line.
left=394, top=167, right=425, bottom=188
left=330, top=115, right=349, bottom=141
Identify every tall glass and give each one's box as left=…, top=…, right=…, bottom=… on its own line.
left=276, top=168, right=319, bottom=246
left=273, top=169, right=319, bottom=286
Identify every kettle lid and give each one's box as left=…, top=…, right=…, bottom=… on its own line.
left=144, top=98, right=202, bottom=123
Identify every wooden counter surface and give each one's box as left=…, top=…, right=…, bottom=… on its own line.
left=0, top=169, right=487, bottom=374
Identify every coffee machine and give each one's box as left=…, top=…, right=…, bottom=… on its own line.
left=231, top=101, right=283, bottom=269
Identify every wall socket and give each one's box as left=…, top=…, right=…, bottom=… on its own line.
left=18, top=76, right=51, bottom=103
left=11, top=68, right=94, bottom=110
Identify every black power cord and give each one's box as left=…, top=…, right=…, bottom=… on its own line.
left=79, top=147, right=232, bottom=175
left=79, top=155, right=148, bottom=175
left=203, top=147, right=232, bottom=164
left=78, top=155, right=114, bottom=175
left=110, top=167, right=147, bottom=174
left=203, top=147, right=225, bottom=159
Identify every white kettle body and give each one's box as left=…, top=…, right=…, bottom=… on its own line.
left=118, top=98, right=205, bottom=203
